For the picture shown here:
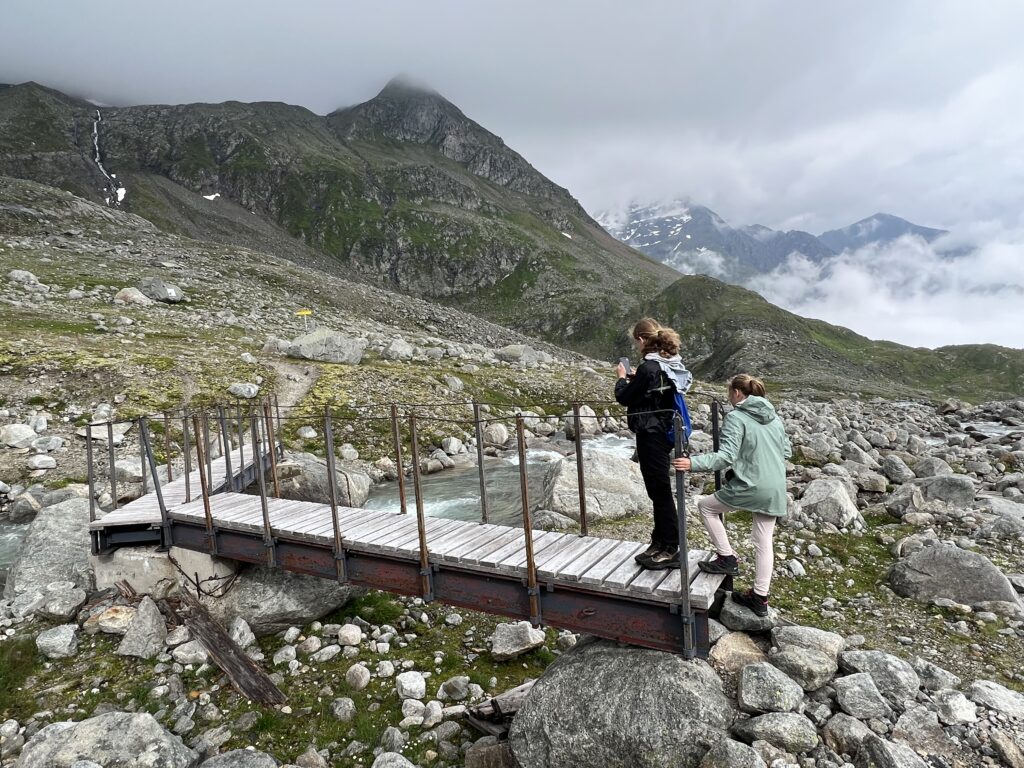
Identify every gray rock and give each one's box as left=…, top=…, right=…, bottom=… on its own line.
left=346, top=663, right=370, bottom=690
left=720, top=595, right=778, bottom=632
left=25, top=455, right=56, bottom=470
left=36, top=624, right=79, bottom=659
left=227, top=383, right=260, bottom=399
left=277, top=452, right=370, bottom=508
left=16, top=712, right=196, bottom=767
left=699, top=738, right=766, bottom=768
left=799, top=478, right=860, bottom=527
left=532, top=509, right=577, bottom=531
left=913, top=457, right=952, bottom=477
left=771, top=625, right=844, bottom=658
left=370, top=754, right=415, bottom=768
left=881, top=455, right=916, bottom=484
left=885, top=484, right=924, bottom=517
left=200, top=750, right=278, bottom=767
left=838, top=650, right=921, bottom=709
left=1, top=424, right=37, bottom=448
left=731, top=712, right=819, bottom=754
left=769, top=647, right=838, bottom=691
left=139, top=276, right=186, bottom=303
left=892, top=706, right=954, bottom=757
left=294, top=745, right=328, bottom=767
left=117, top=596, right=168, bottom=659
left=738, top=663, right=803, bottom=714
left=966, top=679, right=1024, bottom=719
left=933, top=689, right=977, bottom=724
left=330, top=697, right=356, bottom=722
left=912, top=474, right=975, bottom=506
left=539, top=451, right=648, bottom=522
left=200, top=563, right=361, bottom=636
left=381, top=338, right=414, bottom=361
left=508, top=639, right=736, bottom=768
left=114, top=286, right=154, bottom=306
left=834, top=672, right=893, bottom=719
left=494, top=344, right=543, bottom=366
left=910, top=657, right=960, bottom=691
left=228, top=617, right=255, bottom=649
left=379, top=726, right=406, bottom=753
left=287, top=327, right=366, bottom=364
left=37, top=583, right=87, bottom=622
left=395, top=671, right=426, bottom=700
left=854, top=734, right=928, bottom=768
left=490, top=621, right=545, bottom=660
left=889, top=543, right=1021, bottom=607
left=482, top=422, right=509, bottom=446
left=3, top=498, right=93, bottom=601
left=823, top=713, right=872, bottom=756
left=172, top=640, right=209, bottom=665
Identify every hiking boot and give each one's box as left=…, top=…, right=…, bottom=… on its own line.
left=731, top=589, right=770, bottom=617
left=635, top=542, right=660, bottom=564
left=639, top=547, right=681, bottom=571
left=698, top=554, right=739, bottom=576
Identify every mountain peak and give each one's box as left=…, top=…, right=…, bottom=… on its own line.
left=376, top=74, right=442, bottom=100
left=820, top=213, right=948, bottom=252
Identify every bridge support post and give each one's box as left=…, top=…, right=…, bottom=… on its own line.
left=673, top=412, right=695, bottom=659
left=139, top=418, right=148, bottom=496
left=408, top=413, right=434, bottom=601
left=516, top=414, right=542, bottom=626
left=140, top=417, right=171, bottom=551
left=218, top=407, right=233, bottom=490
left=250, top=409, right=276, bottom=567
left=193, top=414, right=218, bottom=556
left=263, top=400, right=281, bottom=498
left=473, top=402, right=489, bottom=523
left=86, top=423, right=98, bottom=555
left=163, top=411, right=173, bottom=483
left=572, top=403, right=588, bottom=536
left=236, top=404, right=245, bottom=489
left=324, top=405, right=348, bottom=582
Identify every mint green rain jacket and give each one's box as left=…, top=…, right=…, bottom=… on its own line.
left=689, top=395, right=792, bottom=517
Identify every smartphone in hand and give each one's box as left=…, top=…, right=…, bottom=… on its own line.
left=618, top=357, right=632, bottom=375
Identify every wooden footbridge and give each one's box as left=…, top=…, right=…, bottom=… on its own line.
left=87, top=400, right=729, bottom=658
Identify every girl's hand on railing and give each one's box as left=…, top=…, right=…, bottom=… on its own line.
left=672, top=457, right=691, bottom=471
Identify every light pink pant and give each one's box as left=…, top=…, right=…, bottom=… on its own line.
left=697, top=494, right=776, bottom=597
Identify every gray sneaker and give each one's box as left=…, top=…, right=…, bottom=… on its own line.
left=634, top=542, right=660, bottom=564
left=639, top=548, right=681, bottom=571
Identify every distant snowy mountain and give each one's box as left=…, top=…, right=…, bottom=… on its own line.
left=596, top=200, right=834, bottom=283
left=819, top=213, right=948, bottom=253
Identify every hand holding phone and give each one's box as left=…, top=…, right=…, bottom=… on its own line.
left=617, top=357, right=632, bottom=378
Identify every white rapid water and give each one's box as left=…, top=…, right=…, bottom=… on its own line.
left=92, top=110, right=126, bottom=206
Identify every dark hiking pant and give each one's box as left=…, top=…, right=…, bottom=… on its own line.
left=636, top=431, right=678, bottom=549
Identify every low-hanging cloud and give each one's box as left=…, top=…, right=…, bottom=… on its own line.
left=747, top=230, right=1024, bottom=350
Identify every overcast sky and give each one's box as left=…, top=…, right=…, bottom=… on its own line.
left=4, top=0, right=1023, bottom=233
left=3, top=1, right=1022, bottom=348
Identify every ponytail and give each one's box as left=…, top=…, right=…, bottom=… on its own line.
left=631, top=318, right=681, bottom=357
left=730, top=373, right=766, bottom=397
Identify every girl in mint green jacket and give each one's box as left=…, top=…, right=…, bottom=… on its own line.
left=672, top=374, right=791, bottom=616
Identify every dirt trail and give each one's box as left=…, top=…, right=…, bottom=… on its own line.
left=267, top=358, right=320, bottom=409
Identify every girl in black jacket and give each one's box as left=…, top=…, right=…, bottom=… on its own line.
left=614, top=318, right=693, bottom=570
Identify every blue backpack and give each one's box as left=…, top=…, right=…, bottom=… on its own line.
left=666, top=388, right=693, bottom=447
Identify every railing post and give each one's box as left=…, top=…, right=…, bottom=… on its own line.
left=473, top=402, right=489, bottom=523
left=86, top=424, right=96, bottom=524
left=712, top=399, right=722, bottom=492
left=324, top=406, right=348, bottom=582
left=515, top=415, right=541, bottom=626
left=139, top=417, right=148, bottom=496
left=163, top=411, right=173, bottom=482
left=106, top=421, right=118, bottom=509
left=250, top=409, right=276, bottom=566
left=274, top=394, right=283, bottom=440
left=236, top=404, right=246, bottom=486
left=572, top=403, right=588, bottom=535
left=674, top=412, right=694, bottom=659
left=140, top=417, right=171, bottom=551
left=218, top=406, right=233, bottom=490
left=202, top=412, right=214, bottom=487
left=391, top=404, right=409, bottom=516
left=192, top=415, right=217, bottom=556
left=182, top=415, right=192, bottom=504
left=408, top=413, right=433, bottom=601
left=263, top=400, right=281, bottom=497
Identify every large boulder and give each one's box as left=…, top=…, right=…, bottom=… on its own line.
left=286, top=327, right=365, bottom=364
left=838, top=650, right=921, bottom=709
left=539, top=452, right=648, bottom=522
left=912, top=475, right=975, bottom=506
left=138, top=276, right=186, bottom=303
left=4, top=498, right=93, bottom=601
left=731, top=712, right=819, bottom=754
left=889, top=544, right=1021, bottom=608
left=1, top=424, right=38, bottom=449
left=15, top=712, right=198, bottom=767
left=276, top=452, right=370, bottom=507
left=508, top=638, right=736, bottom=768
left=798, top=478, right=860, bottom=528
left=116, top=596, right=168, bottom=660
left=737, top=663, right=804, bottom=714
left=199, top=565, right=361, bottom=636
left=854, top=734, right=929, bottom=768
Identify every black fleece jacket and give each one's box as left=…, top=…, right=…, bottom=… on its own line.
left=614, top=359, right=676, bottom=435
